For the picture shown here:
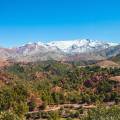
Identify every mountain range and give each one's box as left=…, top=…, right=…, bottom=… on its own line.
left=0, top=39, right=120, bottom=62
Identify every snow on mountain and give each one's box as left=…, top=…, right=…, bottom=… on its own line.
left=45, top=39, right=117, bottom=54
left=46, top=40, right=75, bottom=52
left=0, top=39, right=118, bottom=62
left=11, top=39, right=119, bottom=55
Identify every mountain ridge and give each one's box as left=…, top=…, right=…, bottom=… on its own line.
left=0, top=39, right=119, bottom=62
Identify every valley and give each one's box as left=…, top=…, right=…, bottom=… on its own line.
left=1, top=0, right=120, bottom=119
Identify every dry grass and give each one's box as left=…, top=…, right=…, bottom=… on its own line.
left=109, top=76, right=120, bottom=82
left=0, top=59, right=10, bottom=67
left=96, top=60, right=119, bottom=68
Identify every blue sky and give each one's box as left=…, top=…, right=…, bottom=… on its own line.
left=0, top=0, right=120, bottom=47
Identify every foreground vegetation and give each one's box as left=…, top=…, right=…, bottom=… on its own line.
left=0, top=61, right=120, bottom=119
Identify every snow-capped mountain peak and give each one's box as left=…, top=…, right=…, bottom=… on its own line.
left=0, top=39, right=119, bottom=62
left=15, top=39, right=118, bottom=54
left=44, top=39, right=117, bottom=53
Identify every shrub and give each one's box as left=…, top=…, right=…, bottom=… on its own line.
left=0, top=111, right=22, bottom=120
left=48, top=111, right=60, bottom=120
left=82, top=105, right=120, bottom=120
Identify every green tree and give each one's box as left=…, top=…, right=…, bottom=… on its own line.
left=0, top=111, right=22, bottom=120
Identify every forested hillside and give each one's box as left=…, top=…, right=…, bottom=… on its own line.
left=0, top=61, right=120, bottom=120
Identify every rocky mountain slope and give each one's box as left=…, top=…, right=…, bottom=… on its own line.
left=0, top=39, right=119, bottom=62
left=97, top=45, right=120, bottom=58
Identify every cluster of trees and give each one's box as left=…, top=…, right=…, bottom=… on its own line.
left=82, top=105, right=120, bottom=120
left=0, top=61, right=119, bottom=119
left=0, top=80, right=29, bottom=119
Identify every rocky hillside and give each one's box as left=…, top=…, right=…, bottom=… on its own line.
left=0, top=39, right=119, bottom=62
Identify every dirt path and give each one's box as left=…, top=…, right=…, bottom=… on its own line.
left=27, top=103, right=94, bottom=114
left=27, top=101, right=116, bottom=115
